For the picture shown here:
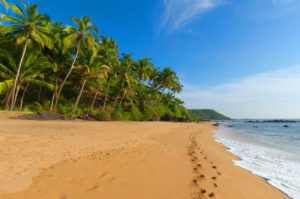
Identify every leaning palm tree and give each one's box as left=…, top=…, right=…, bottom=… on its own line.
left=54, top=15, right=99, bottom=110
left=71, top=50, right=108, bottom=117
left=0, top=1, right=53, bottom=110
left=99, top=36, right=120, bottom=111
left=0, top=49, right=52, bottom=110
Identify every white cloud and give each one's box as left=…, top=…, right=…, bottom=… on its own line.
left=179, top=66, right=300, bottom=119
left=159, top=0, right=223, bottom=32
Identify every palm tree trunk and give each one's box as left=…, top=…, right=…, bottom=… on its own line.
left=102, top=77, right=111, bottom=111
left=13, top=84, right=20, bottom=108
left=20, top=82, right=29, bottom=110
left=113, top=85, right=123, bottom=108
left=71, top=77, right=87, bottom=117
left=10, top=40, right=28, bottom=111
left=50, top=75, right=59, bottom=112
left=117, top=89, right=127, bottom=111
left=90, top=91, right=98, bottom=111
left=154, top=88, right=166, bottom=109
left=54, top=41, right=81, bottom=111
left=3, top=88, right=13, bottom=110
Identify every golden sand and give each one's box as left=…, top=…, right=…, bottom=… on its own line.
left=0, top=117, right=287, bottom=199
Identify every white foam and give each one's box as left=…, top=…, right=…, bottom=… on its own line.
left=215, top=127, right=300, bottom=199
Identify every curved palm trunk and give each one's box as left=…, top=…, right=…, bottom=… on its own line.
left=71, top=77, right=87, bottom=117
left=90, top=91, right=98, bottom=111
left=102, top=77, right=111, bottom=111
left=3, top=88, right=13, bottom=110
left=10, top=40, right=28, bottom=111
left=117, top=89, right=127, bottom=111
left=13, top=84, right=20, bottom=108
left=113, top=83, right=123, bottom=108
left=20, top=82, right=29, bottom=110
left=154, top=88, right=166, bottom=109
left=50, top=75, right=59, bottom=112
left=54, top=41, right=81, bottom=111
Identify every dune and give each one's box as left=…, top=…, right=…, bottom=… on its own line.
left=0, top=118, right=287, bottom=199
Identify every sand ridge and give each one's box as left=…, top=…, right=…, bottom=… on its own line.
left=0, top=119, right=288, bottom=199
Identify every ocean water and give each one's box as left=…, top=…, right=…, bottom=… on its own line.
left=214, top=120, right=300, bottom=199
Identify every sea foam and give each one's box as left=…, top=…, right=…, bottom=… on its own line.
left=215, top=126, right=300, bottom=199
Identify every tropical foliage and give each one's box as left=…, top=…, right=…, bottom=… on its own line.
left=0, top=0, right=194, bottom=121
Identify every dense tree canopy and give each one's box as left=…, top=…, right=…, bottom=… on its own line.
left=0, top=0, right=196, bottom=121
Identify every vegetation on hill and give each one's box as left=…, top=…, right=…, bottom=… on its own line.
left=189, top=109, right=230, bottom=120
left=0, top=0, right=195, bottom=121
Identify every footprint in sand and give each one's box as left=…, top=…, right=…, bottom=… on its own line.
left=213, top=183, right=218, bottom=187
left=212, top=176, right=217, bottom=180
left=212, top=165, right=217, bottom=169
left=208, top=192, right=215, bottom=197
left=200, top=189, right=206, bottom=194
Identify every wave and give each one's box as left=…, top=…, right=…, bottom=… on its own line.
left=215, top=127, right=300, bottom=199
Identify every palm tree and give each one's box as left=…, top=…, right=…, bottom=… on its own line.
left=0, top=1, right=53, bottom=110
left=134, top=57, right=153, bottom=81
left=154, top=67, right=180, bottom=105
left=99, top=36, right=120, bottom=111
left=54, top=15, right=99, bottom=111
left=115, top=54, right=136, bottom=111
left=46, top=22, right=71, bottom=111
left=71, top=50, right=108, bottom=117
left=0, top=49, right=52, bottom=109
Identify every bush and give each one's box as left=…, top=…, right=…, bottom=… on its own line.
left=111, top=112, right=123, bottom=121
left=96, top=111, right=111, bottom=121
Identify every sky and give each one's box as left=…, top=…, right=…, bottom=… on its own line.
left=3, top=0, right=300, bottom=119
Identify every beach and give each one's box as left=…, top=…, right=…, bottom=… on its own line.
left=0, top=117, right=288, bottom=199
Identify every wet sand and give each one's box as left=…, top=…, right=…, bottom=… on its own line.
left=0, top=117, right=288, bottom=199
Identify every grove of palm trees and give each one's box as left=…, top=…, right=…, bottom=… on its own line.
left=0, top=0, right=198, bottom=121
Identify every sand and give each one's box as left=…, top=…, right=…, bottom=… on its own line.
left=0, top=117, right=288, bottom=199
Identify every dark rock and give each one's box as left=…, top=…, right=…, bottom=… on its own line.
left=213, top=123, right=220, bottom=127
left=227, top=125, right=234, bottom=128
left=263, top=120, right=297, bottom=123
left=17, top=112, right=75, bottom=121
left=150, top=115, right=161, bottom=121
left=283, top=125, right=289, bottom=128
left=88, top=113, right=111, bottom=121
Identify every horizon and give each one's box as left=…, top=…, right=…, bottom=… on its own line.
left=2, top=0, right=300, bottom=119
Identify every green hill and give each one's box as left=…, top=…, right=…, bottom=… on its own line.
left=189, top=109, right=230, bottom=120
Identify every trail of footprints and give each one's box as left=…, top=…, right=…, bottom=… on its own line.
left=188, top=133, right=222, bottom=199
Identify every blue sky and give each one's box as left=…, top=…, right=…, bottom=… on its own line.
left=3, top=0, right=300, bottom=118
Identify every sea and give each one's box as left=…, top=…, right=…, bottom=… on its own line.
left=214, top=120, right=300, bottom=199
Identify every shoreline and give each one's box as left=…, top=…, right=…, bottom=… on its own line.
left=0, top=119, right=288, bottom=199
left=213, top=127, right=291, bottom=199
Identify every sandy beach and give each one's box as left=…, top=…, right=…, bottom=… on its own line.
left=0, top=116, right=288, bottom=199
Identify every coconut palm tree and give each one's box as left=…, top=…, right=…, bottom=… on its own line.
left=154, top=67, right=180, bottom=105
left=71, top=50, right=108, bottom=117
left=0, top=1, right=53, bottom=110
left=115, top=54, right=137, bottom=111
left=54, top=15, right=99, bottom=110
left=46, top=22, right=71, bottom=111
left=134, top=57, right=153, bottom=81
left=0, top=49, right=53, bottom=109
left=99, top=36, right=120, bottom=111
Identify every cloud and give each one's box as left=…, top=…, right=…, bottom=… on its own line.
left=159, top=0, right=223, bottom=32
left=179, top=66, right=300, bottom=119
